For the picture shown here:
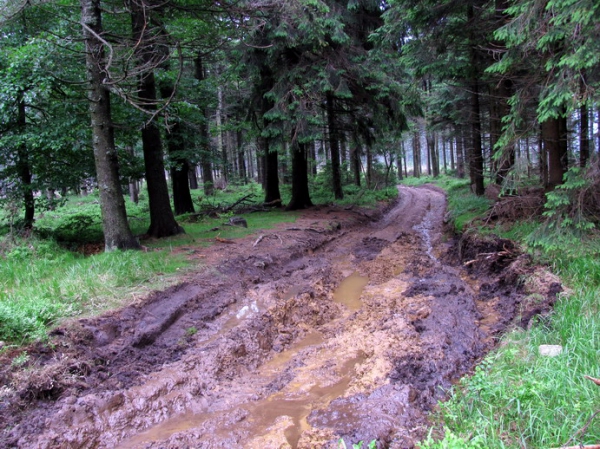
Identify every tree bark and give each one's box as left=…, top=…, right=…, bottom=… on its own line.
left=286, top=140, right=313, bottom=210
left=166, top=121, right=195, bottom=215
left=542, top=115, right=568, bottom=190
left=80, top=0, right=139, bottom=251
left=326, top=93, right=344, bottom=199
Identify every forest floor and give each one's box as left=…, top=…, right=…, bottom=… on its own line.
left=0, top=185, right=562, bottom=449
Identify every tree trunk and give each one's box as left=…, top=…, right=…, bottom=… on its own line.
left=130, top=5, right=183, bottom=238
left=456, top=126, right=465, bottom=179
left=580, top=103, right=589, bottom=167
left=326, top=93, right=344, bottom=199
left=469, top=78, right=484, bottom=194
left=286, top=141, right=313, bottom=210
left=263, top=137, right=281, bottom=204
left=449, top=135, right=455, bottom=172
left=412, top=131, right=421, bottom=178
left=16, top=96, right=34, bottom=228
left=159, top=82, right=195, bottom=215
left=493, top=79, right=515, bottom=185
left=80, top=0, right=139, bottom=251
left=542, top=116, right=568, bottom=190
left=397, top=140, right=404, bottom=181
left=216, top=85, right=228, bottom=182
left=467, top=4, right=485, bottom=195
left=351, top=137, right=361, bottom=186
left=188, top=166, right=199, bottom=190
left=237, top=128, right=247, bottom=183
left=194, top=53, right=214, bottom=196
left=167, top=121, right=195, bottom=215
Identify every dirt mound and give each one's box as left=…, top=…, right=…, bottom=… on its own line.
left=0, top=185, right=561, bottom=449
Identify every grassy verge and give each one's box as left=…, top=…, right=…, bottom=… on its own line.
left=418, top=176, right=600, bottom=449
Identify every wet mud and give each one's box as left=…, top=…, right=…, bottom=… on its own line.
left=0, top=185, right=562, bottom=449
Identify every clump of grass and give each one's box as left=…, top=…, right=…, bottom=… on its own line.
left=0, top=236, right=187, bottom=342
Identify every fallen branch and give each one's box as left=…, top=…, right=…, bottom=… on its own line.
left=584, top=375, right=600, bottom=386
left=222, top=193, right=256, bottom=213
left=553, top=410, right=600, bottom=449
left=253, top=234, right=265, bottom=247
left=252, top=233, right=283, bottom=247
left=549, top=445, right=600, bottom=449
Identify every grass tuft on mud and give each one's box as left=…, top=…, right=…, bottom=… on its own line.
left=419, top=176, right=600, bottom=449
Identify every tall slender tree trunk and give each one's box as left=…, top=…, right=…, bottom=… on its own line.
left=286, top=140, right=313, bottom=210
left=216, top=86, right=228, bottom=182
left=167, top=121, right=195, bottom=215
left=456, top=126, right=465, bottom=179
left=580, top=103, right=589, bottom=167
left=469, top=78, right=484, bottom=194
left=467, top=4, right=485, bottom=195
left=194, top=53, right=214, bottom=196
left=237, top=128, right=247, bottom=183
left=412, top=131, right=421, bottom=178
left=159, top=82, right=195, bottom=215
left=397, top=140, right=404, bottom=181
left=326, top=93, right=343, bottom=199
left=351, top=133, right=361, bottom=186
left=131, top=1, right=183, bottom=238
left=16, top=96, right=34, bottom=228
left=449, top=135, right=455, bottom=172
left=81, top=0, right=139, bottom=251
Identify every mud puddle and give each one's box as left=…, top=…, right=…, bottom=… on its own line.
left=0, top=185, right=562, bottom=449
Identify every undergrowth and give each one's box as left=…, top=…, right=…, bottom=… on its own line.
left=419, top=175, right=600, bottom=449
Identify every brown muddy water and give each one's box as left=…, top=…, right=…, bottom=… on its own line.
left=0, top=185, right=561, bottom=449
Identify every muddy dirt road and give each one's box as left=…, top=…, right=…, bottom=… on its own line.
left=0, top=185, right=560, bottom=448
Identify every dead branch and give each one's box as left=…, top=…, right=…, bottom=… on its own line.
left=222, top=193, right=256, bottom=213
left=584, top=375, right=600, bottom=386
left=549, top=445, right=600, bottom=449
left=253, top=233, right=282, bottom=247
left=463, top=250, right=511, bottom=266
left=253, top=234, right=264, bottom=247
left=553, top=410, right=600, bottom=449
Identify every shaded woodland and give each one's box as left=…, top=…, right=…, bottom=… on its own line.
left=1, top=0, right=599, bottom=250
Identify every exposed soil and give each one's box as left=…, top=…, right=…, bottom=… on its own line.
left=0, top=185, right=562, bottom=449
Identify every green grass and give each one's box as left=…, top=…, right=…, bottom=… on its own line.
left=0, top=237, right=188, bottom=342
left=419, top=177, right=600, bottom=449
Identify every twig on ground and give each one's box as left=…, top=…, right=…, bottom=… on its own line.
left=553, top=410, right=600, bottom=449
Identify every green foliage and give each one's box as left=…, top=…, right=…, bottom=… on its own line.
left=419, top=428, right=484, bottom=449
left=527, top=167, right=597, bottom=255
